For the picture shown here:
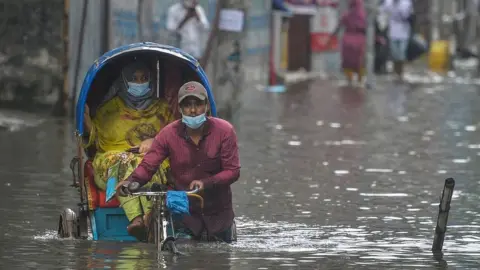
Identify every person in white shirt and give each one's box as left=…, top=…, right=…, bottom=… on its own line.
left=166, top=0, right=210, bottom=59
left=381, top=0, right=413, bottom=80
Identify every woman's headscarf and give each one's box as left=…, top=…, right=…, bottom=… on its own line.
left=343, top=0, right=366, bottom=29
left=117, top=61, right=155, bottom=110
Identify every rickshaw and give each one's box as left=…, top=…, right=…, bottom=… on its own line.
left=58, top=42, right=226, bottom=253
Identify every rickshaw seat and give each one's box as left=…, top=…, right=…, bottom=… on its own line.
left=84, top=160, right=120, bottom=209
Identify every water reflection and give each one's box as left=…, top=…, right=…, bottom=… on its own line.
left=338, top=86, right=365, bottom=109
left=1, top=76, right=480, bottom=268
left=85, top=243, right=162, bottom=269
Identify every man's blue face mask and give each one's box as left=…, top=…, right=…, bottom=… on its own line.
left=182, top=113, right=207, bottom=129
left=127, top=81, right=150, bottom=97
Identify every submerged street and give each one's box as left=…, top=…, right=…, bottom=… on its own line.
left=1, top=75, right=480, bottom=269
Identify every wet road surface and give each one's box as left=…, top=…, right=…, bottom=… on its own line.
left=1, top=76, right=480, bottom=269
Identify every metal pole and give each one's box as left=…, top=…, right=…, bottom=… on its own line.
left=365, top=0, right=378, bottom=89
left=432, top=178, right=455, bottom=253
left=200, top=0, right=223, bottom=69
left=465, top=0, right=478, bottom=50
left=54, top=0, right=70, bottom=116
left=431, top=0, right=439, bottom=41
left=137, top=0, right=144, bottom=41
left=102, top=0, right=110, bottom=53
left=70, top=0, right=89, bottom=118
left=62, top=0, right=70, bottom=115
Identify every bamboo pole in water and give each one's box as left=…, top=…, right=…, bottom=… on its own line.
left=432, top=178, right=455, bottom=253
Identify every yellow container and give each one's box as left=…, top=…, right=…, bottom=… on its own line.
left=428, top=40, right=450, bottom=71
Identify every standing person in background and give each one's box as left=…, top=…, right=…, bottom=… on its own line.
left=327, top=0, right=367, bottom=87
left=166, top=0, right=210, bottom=59
left=381, top=0, right=413, bottom=81
left=375, top=0, right=389, bottom=74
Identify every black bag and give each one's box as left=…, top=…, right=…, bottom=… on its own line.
left=407, top=34, right=428, bottom=62
left=375, top=42, right=389, bottom=73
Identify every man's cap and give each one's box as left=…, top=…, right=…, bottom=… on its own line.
left=178, top=81, right=208, bottom=104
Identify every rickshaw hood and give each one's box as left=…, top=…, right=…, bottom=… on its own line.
left=75, top=42, right=217, bottom=136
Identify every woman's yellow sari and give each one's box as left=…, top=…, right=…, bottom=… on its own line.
left=84, top=96, right=174, bottom=221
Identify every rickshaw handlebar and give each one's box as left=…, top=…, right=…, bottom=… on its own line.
left=128, top=182, right=201, bottom=196
left=128, top=182, right=204, bottom=209
left=126, top=147, right=140, bottom=154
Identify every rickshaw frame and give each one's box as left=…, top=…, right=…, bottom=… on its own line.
left=59, top=42, right=218, bottom=244
left=130, top=184, right=204, bottom=253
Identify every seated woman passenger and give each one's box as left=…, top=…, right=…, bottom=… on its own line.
left=82, top=60, right=174, bottom=241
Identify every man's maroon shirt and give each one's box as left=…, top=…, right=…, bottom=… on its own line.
left=129, top=117, right=241, bottom=236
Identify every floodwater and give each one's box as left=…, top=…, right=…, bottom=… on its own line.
left=1, top=76, right=480, bottom=269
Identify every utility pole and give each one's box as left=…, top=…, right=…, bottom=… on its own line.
left=207, top=0, right=247, bottom=118
left=465, top=0, right=478, bottom=51
left=70, top=0, right=89, bottom=118
left=137, top=0, right=144, bottom=41
left=431, top=0, right=439, bottom=42
left=53, top=0, right=70, bottom=116
left=102, top=0, right=110, bottom=53
left=365, top=0, right=378, bottom=89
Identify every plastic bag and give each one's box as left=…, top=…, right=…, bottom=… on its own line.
left=105, top=162, right=120, bottom=203
left=166, top=191, right=190, bottom=215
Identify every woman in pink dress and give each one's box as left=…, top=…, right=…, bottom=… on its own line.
left=327, top=0, right=367, bottom=85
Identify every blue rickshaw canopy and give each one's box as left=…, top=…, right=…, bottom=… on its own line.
left=75, top=42, right=217, bottom=135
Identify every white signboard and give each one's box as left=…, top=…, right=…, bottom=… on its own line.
left=218, top=9, right=244, bottom=32
left=311, top=6, right=337, bottom=33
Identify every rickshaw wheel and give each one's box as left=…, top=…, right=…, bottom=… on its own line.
left=58, top=208, right=78, bottom=238
left=162, top=237, right=179, bottom=254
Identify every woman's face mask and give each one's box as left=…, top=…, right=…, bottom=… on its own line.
left=127, top=82, right=150, bottom=97
left=123, top=68, right=151, bottom=97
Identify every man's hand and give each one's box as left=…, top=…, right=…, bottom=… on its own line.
left=138, top=138, right=154, bottom=154
left=186, top=8, right=198, bottom=20
left=116, top=180, right=132, bottom=196
left=177, top=6, right=198, bottom=30
left=189, top=180, right=204, bottom=191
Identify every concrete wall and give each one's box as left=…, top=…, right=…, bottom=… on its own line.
left=0, top=0, right=64, bottom=108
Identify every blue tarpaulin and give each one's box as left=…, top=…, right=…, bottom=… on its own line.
left=166, top=191, right=190, bottom=215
